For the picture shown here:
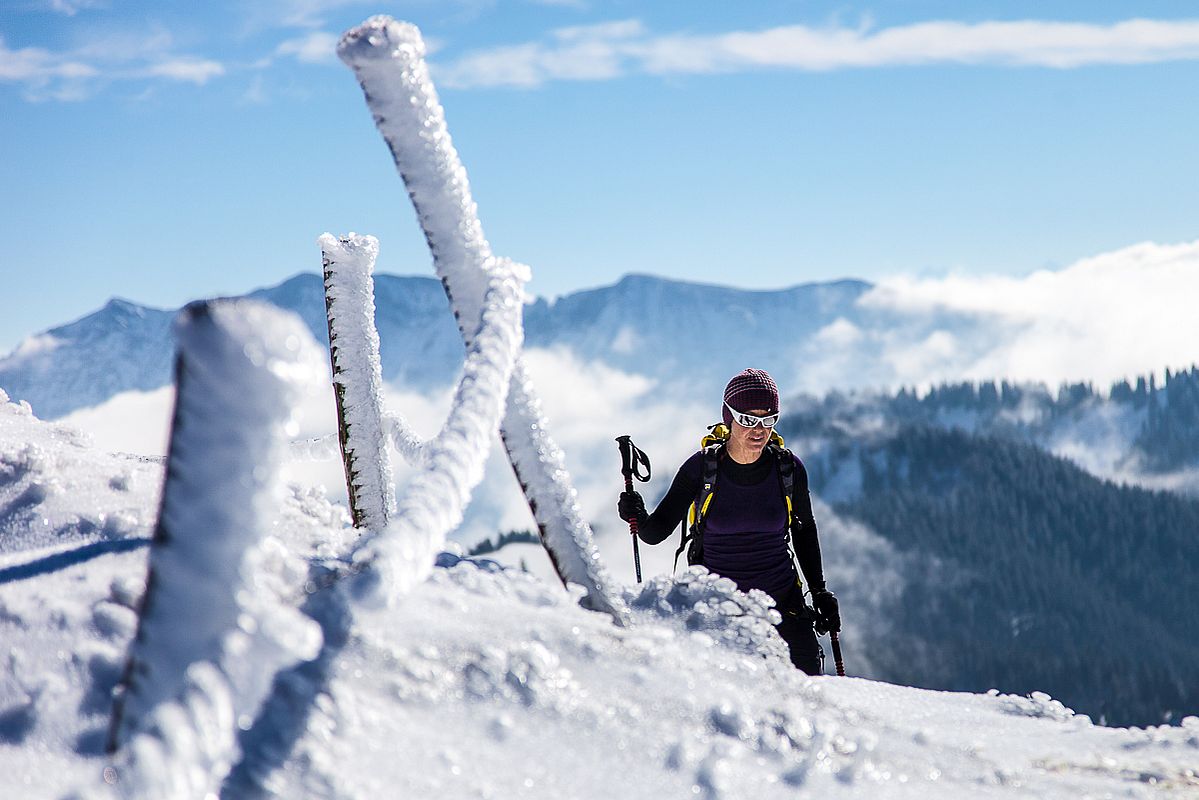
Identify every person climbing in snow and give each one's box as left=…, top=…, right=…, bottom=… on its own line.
left=617, top=368, right=839, bottom=674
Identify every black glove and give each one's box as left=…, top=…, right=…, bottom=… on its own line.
left=617, top=490, right=647, bottom=526
left=811, top=588, right=840, bottom=635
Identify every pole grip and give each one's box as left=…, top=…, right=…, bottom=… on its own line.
left=616, top=437, right=645, bottom=584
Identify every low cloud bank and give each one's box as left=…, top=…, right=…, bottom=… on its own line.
left=800, top=239, right=1199, bottom=394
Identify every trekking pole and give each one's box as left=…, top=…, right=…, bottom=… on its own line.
left=830, top=632, right=846, bottom=676
left=615, top=435, right=651, bottom=583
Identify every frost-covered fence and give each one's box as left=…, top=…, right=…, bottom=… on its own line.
left=349, top=255, right=527, bottom=601
left=338, top=16, right=627, bottom=623
left=321, top=233, right=396, bottom=532
left=104, top=300, right=322, bottom=797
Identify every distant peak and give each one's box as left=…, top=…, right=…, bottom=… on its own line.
left=104, top=297, right=142, bottom=312
left=100, top=297, right=167, bottom=319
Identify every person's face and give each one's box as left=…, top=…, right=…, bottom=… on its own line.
left=729, top=408, right=773, bottom=458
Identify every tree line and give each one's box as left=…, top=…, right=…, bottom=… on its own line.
left=798, top=424, right=1199, bottom=727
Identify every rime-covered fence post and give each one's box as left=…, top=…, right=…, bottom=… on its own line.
left=347, top=255, right=527, bottom=601
left=338, top=16, right=627, bottom=623
left=104, top=300, right=322, bottom=797
left=320, top=233, right=396, bottom=532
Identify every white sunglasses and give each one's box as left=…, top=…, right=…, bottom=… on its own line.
left=725, top=402, right=780, bottom=429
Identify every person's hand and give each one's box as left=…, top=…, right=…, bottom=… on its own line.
left=617, top=490, right=647, bottom=526
left=811, top=588, right=840, bottom=635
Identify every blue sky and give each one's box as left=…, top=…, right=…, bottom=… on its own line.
left=3, top=0, right=1199, bottom=352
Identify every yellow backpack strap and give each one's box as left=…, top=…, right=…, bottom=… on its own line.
left=772, top=443, right=797, bottom=525
left=700, top=422, right=730, bottom=449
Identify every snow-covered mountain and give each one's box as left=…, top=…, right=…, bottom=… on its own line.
left=522, top=273, right=871, bottom=389
left=0, top=275, right=467, bottom=419
left=8, top=269, right=1198, bottom=500
left=0, top=298, right=176, bottom=420
left=0, top=272, right=875, bottom=420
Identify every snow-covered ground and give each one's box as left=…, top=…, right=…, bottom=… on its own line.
left=3, top=387, right=1198, bottom=799
left=4, top=13, right=1197, bottom=798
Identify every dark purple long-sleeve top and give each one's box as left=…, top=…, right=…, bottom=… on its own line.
left=637, top=448, right=825, bottom=602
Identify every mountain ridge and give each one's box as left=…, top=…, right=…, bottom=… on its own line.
left=0, top=271, right=874, bottom=419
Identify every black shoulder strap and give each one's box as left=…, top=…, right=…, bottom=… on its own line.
left=674, top=444, right=801, bottom=572
left=773, top=444, right=797, bottom=526
left=772, top=444, right=808, bottom=592
left=675, top=443, right=722, bottom=568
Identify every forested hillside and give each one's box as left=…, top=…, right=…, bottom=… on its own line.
left=787, top=366, right=1199, bottom=485
left=791, top=422, right=1199, bottom=726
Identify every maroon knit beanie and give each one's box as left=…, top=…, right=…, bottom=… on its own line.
left=722, top=368, right=780, bottom=425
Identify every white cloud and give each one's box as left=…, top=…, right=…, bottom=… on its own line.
left=0, top=36, right=98, bottom=83
left=69, top=27, right=174, bottom=63
left=437, top=18, right=638, bottom=88
left=438, top=17, right=1199, bottom=88
left=143, top=58, right=225, bottom=84
left=8, top=334, right=65, bottom=360
left=808, top=239, right=1199, bottom=391
left=60, top=387, right=175, bottom=457
left=45, top=0, right=107, bottom=15
left=275, top=31, right=339, bottom=64
left=551, top=19, right=645, bottom=42
left=641, top=19, right=1199, bottom=73
left=814, top=318, right=863, bottom=348
left=0, top=29, right=225, bottom=100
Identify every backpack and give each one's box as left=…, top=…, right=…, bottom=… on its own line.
left=674, top=423, right=804, bottom=571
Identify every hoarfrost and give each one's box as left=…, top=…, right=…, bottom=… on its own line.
left=320, top=232, right=396, bottom=532
left=348, top=257, right=526, bottom=605
left=337, top=15, right=627, bottom=623
left=103, top=301, right=324, bottom=797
